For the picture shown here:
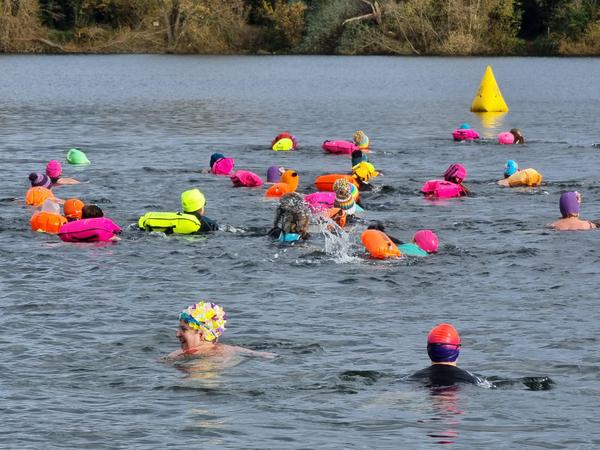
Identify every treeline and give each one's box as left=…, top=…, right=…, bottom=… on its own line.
left=1, top=0, right=599, bottom=55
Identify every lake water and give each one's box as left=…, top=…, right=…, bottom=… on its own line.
left=1, top=55, right=600, bottom=448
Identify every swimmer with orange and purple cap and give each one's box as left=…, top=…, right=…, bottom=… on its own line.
left=408, top=323, right=487, bottom=387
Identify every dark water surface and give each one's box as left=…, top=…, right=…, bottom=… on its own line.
left=1, top=55, right=600, bottom=448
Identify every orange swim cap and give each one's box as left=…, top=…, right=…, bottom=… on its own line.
left=64, top=198, right=84, bottom=220
left=427, top=323, right=460, bottom=346
left=25, top=187, right=54, bottom=206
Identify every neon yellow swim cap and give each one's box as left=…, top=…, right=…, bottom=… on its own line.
left=181, top=188, right=206, bottom=213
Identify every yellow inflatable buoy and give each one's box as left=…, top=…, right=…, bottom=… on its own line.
left=471, top=66, right=509, bottom=113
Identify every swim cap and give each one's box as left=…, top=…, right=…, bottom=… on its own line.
left=179, top=301, right=227, bottom=342
left=427, top=323, right=461, bottom=363
left=504, top=160, right=518, bottom=178
left=46, top=160, right=62, bottom=179
left=458, top=123, right=471, bottom=130
left=559, top=191, right=580, bottom=217
left=64, top=198, right=84, bottom=220
left=413, top=229, right=439, bottom=253
left=428, top=323, right=460, bottom=345
left=209, top=153, right=225, bottom=168
left=280, top=169, right=299, bottom=191
left=444, top=163, right=467, bottom=184
left=181, top=188, right=206, bottom=213
left=29, top=172, right=51, bottom=189
left=267, top=165, right=284, bottom=183
left=353, top=130, right=369, bottom=149
left=333, top=178, right=355, bottom=211
left=351, top=150, right=367, bottom=167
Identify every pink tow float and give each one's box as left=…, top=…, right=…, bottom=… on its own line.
left=497, top=132, right=515, bottom=145
left=58, top=218, right=121, bottom=242
left=230, top=170, right=263, bottom=187
left=304, top=192, right=336, bottom=212
left=322, top=140, right=359, bottom=155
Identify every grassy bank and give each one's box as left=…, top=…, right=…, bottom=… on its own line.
left=2, top=0, right=599, bottom=55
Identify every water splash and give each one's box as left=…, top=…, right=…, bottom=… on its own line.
left=315, top=215, right=360, bottom=263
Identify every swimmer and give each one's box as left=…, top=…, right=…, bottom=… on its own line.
left=351, top=150, right=380, bottom=191
left=333, top=178, right=365, bottom=219
left=510, top=128, right=525, bottom=144
left=408, top=323, right=486, bottom=387
left=166, top=301, right=275, bottom=360
left=443, top=163, right=470, bottom=196
left=497, top=159, right=519, bottom=186
left=181, top=188, right=219, bottom=232
left=551, top=191, right=597, bottom=231
left=268, top=192, right=311, bottom=240
left=46, top=160, right=80, bottom=186
left=81, top=204, right=121, bottom=240
left=28, top=172, right=52, bottom=189
left=266, top=165, right=285, bottom=183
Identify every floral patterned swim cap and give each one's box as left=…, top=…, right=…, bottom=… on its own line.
left=179, top=301, right=227, bottom=342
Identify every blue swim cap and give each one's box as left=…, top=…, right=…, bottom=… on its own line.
left=504, top=159, right=518, bottom=177
left=459, top=123, right=471, bottom=130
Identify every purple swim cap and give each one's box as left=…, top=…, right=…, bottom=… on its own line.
left=267, top=165, right=283, bottom=183
left=559, top=191, right=581, bottom=217
left=29, top=172, right=52, bottom=188
left=427, top=343, right=460, bottom=363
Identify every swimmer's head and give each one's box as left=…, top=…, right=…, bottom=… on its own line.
left=267, top=165, right=284, bottom=183
left=209, top=153, right=225, bottom=168
left=510, top=128, right=523, bottom=138
left=427, top=323, right=461, bottom=363
left=413, top=229, right=439, bottom=253
left=504, top=160, right=518, bottom=178
left=444, top=163, right=467, bottom=184
left=559, top=191, right=581, bottom=218
left=458, top=123, right=471, bottom=130
left=81, top=204, right=104, bottom=219
left=64, top=198, right=84, bottom=221
left=179, top=301, right=227, bottom=343
left=29, top=172, right=51, bottom=189
left=351, top=150, right=368, bottom=167
left=279, top=192, right=305, bottom=212
left=46, top=160, right=62, bottom=180
left=367, top=221, right=386, bottom=232
left=353, top=130, right=369, bottom=148
left=181, top=188, right=206, bottom=213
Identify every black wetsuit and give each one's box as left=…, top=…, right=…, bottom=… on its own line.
left=188, top=211, right=219, bottom=232
left=409, top=365, right=483, bottom=387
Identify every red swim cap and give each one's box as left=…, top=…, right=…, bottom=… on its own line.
left=427, top=323, right=460, bottom=346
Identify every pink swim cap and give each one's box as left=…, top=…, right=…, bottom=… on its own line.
left=413, top=229, right=439, bottom=253
left=444, top=163, right=467, bottom=184
left=46, top=160, right=62, bottom=178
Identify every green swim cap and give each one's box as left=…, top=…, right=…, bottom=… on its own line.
left=66, top=148, right=90, bottom=165
left=181, top=188, right=206, bottom=213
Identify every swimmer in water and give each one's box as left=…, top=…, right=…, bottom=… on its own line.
left=408, top=323, right=486, bottom=387
left=46, top=160, right=80, bottom=186
left=28, top=172, right=52, bottom=189
left=551, top=191, right=597, bottom=231
left=367, top=221, right=403, bottom=244
left=81, top=204, right=121, bottom=241
left=167, top=301, right=275, bottom=360
left=181, top=188, right=219, bottom=232
left=268, top=192, right=311, bottom=240
left=510, top=128, right=525, bottom=144
left=351, top=150, right=380, bottom=191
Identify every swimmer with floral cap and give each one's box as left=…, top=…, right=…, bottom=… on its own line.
left=167, top=301, right=275, bottom=360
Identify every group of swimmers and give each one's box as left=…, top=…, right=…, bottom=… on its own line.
left=23, top=125, right=591, bottom=387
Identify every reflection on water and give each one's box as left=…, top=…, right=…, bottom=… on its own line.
left=423, top=387, right=464, bottom=445
left=475, top=111, right=508, bottom=136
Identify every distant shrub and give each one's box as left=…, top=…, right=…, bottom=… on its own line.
left=256, top=0, right=307, bottom=52
left=559, top=19, right=600, bottom=54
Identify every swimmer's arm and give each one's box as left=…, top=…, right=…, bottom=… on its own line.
left=56, top=178, right=80, bottom=185
left=226, top=344, right=277, bottom=359
left=497, top=179, right=509, bottom=186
